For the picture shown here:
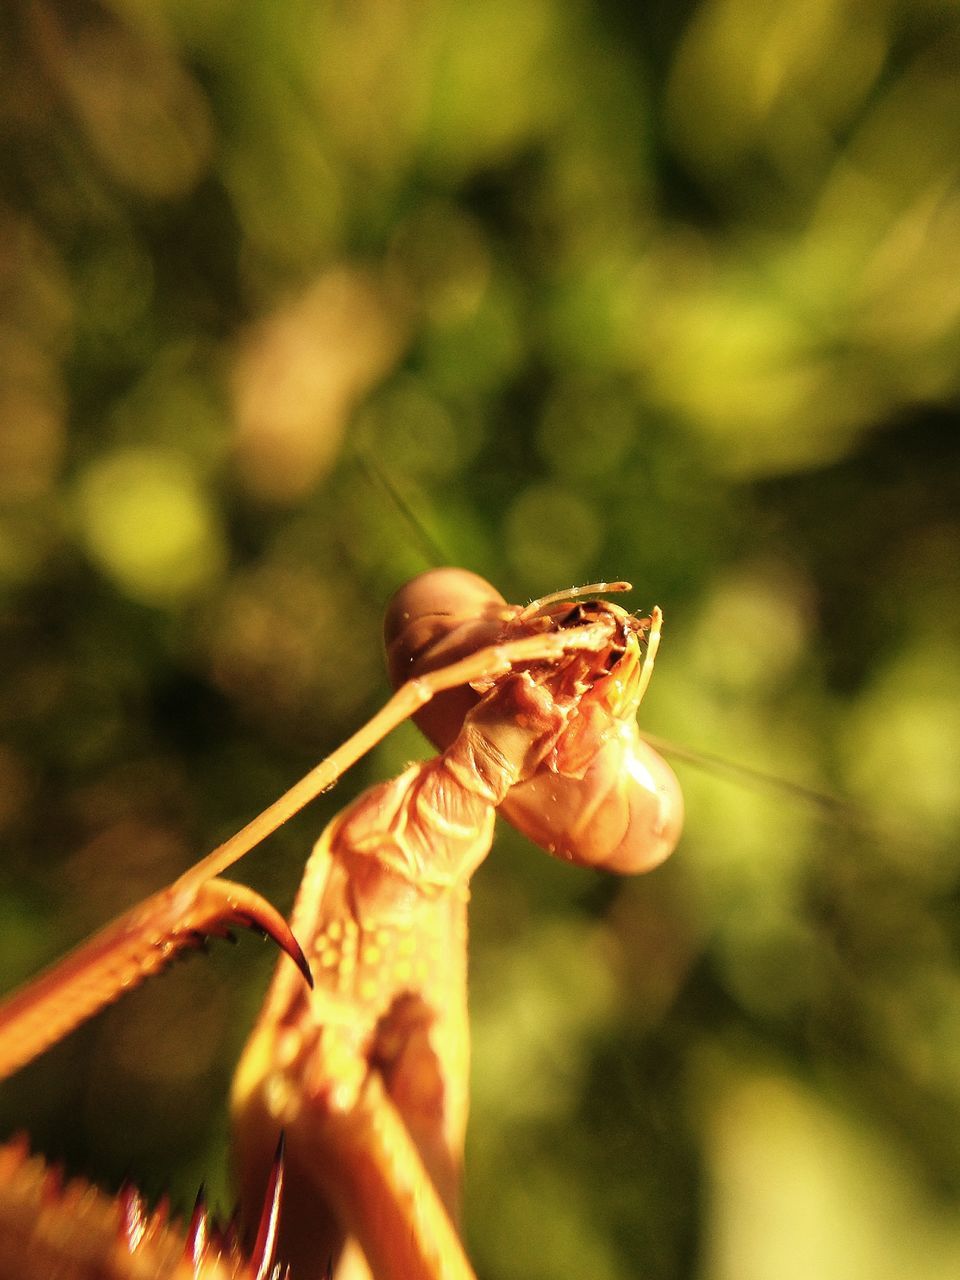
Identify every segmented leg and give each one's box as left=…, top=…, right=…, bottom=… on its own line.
left=0, top=1132, right=287, bottom=1280
left=232, top=765, right=489, bottom=1280
left=175, top=619, right=612, bottom=893
left=0, top=621, right=609, bottom=1083
left=0, top=878, right=309, bottom=1082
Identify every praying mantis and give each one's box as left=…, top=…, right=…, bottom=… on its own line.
left=0, top=568, right=683, bottom=1280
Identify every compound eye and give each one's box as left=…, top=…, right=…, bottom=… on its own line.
left=383, top=568, right=506, bottom=658
left=383, top=569, right=509, bottom=750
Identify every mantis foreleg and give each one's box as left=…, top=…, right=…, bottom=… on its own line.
left=0, top=621, right=609, bottom=1084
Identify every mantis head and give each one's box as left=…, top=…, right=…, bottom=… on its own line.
left=385, top=569, right=683, bottom=876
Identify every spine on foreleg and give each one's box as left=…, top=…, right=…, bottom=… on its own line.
left=0, top=1137, right=273, bottom=1280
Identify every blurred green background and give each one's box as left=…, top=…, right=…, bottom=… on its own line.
left=2, top=1, right=960, bottom=1277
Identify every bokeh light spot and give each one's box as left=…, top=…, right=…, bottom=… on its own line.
left=75, top=448, right=225, bottom=605
left=505, top=483, right=601, bottom=588
left=35, top=3, right=213, bottom=198
left=232, top=268, right=405, bottom=502
left=537, top=381, right=635, bottom=479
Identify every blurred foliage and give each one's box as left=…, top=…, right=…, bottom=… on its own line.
left=1, top=1, right=960, bottom=1277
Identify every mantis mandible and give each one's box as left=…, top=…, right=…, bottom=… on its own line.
left=0, top=569, right=683, bottom=1280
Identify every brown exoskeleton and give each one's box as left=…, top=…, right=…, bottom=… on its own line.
left=0, top=570, right=682, bottom=1280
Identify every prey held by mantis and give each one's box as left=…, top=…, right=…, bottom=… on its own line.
left=0, top=567, right=684, bottom=1280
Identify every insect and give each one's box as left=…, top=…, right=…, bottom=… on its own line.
left=0, top=569, right=683, bottom=1280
